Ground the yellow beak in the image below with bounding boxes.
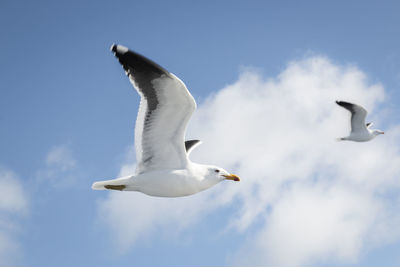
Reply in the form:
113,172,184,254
222,174,240,182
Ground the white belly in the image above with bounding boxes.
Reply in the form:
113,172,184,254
125,170,209,197
349,132,375,142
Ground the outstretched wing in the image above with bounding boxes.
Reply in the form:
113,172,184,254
336,100,368,133
111,44,196,174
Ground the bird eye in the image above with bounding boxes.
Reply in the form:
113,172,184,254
215,169,220,173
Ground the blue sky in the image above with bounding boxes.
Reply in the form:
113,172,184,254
1,0,400,266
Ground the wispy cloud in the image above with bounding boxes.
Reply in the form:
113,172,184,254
0,167,28,267
96,56,400,266
36,145,77,187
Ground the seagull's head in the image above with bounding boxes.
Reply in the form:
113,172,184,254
204,166,240,183
372,129,385,136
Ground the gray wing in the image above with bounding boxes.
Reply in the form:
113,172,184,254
336,101,368,133
111,44,196,174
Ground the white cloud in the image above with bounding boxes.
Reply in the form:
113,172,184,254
96,56,400,266
36,145,77,187
97,190,215,250
0,168,27,213
97,147,220,250
233,183,389,267
0,167,28,267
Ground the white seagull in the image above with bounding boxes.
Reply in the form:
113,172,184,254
92,44,240,197
336,100,384,142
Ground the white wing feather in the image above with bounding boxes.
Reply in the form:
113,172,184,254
112,45,196,174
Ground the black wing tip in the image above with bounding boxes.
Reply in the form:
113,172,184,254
110,43,129,56
110,43,117,53
335,100,343,107
336,100,354,106
110,44,171,77
185,140,202,153
336,100,353,104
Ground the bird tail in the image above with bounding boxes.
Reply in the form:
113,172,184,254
91,175,132,191
336,137,346,142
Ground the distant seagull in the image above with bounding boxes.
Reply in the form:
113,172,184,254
92,44,240,197
336,100,384,142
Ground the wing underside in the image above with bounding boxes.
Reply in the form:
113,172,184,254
111,44,196,174
336,100,368,133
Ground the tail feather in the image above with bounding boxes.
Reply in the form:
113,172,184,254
336,137,346,141
92,175,132,190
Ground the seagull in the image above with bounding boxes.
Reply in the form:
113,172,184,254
336,100,384,142
92,44,240,197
